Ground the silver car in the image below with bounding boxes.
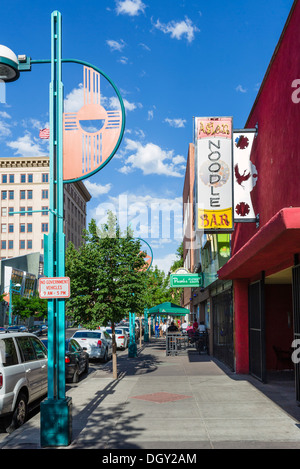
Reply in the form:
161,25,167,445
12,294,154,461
0,331,48,433
71,330,112,362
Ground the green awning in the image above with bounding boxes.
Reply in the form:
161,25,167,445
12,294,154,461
147,302,189,316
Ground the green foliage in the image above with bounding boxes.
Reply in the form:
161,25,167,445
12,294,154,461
11,292,48,319
65,212,147,330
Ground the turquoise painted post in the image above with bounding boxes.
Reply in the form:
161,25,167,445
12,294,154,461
40,11,72,447
128,311,137,357
144,308,149,342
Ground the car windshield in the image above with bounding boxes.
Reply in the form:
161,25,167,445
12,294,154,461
115,329,123,334
73,331,101,339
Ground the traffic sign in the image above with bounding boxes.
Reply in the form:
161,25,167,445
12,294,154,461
170,273,203,288
39,277,71,299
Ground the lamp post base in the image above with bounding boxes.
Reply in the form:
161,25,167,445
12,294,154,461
128,341,137,357
40,397,72,447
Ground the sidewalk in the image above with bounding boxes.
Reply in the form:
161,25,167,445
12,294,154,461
1,338,300,449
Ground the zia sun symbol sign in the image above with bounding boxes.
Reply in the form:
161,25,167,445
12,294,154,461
63,66,124,182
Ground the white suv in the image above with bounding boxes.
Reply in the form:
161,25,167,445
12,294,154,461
0,331,48,433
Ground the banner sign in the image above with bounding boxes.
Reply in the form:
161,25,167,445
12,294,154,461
195,117,234,233
233,130,257,222
39,277,70,299
170,273,203,288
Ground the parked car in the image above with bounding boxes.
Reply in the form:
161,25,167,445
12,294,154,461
42,338,89,383
7,325,28,333
105,328,128,350
28,325,48,337
0,331,48,433
71,330,112,362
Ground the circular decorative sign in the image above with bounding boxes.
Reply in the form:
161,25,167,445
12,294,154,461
63,65,125,182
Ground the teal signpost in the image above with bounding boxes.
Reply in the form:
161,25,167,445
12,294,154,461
0,11,125,447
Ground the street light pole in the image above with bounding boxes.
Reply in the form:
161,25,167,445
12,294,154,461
40,11,72,447
0,10,125,447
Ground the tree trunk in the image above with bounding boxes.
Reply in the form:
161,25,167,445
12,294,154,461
112,322,118,379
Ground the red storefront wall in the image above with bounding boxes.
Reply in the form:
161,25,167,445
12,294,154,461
219,0,300,373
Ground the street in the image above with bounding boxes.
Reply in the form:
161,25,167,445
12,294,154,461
0,328,128,443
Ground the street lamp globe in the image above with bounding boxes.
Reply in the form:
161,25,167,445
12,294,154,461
0,45,19,82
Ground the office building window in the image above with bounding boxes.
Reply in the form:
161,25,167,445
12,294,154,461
20,240,25,249
28,174,33,183
1,240,6,250
8,240,13,249
1,224,6,233
9,190,14,200
27,207,32,216
27,190,33,199
27,223,32,232
1,191,7,200
20,190,26,200
9,174,14,183
42,206,48,216
42,190,48,199
2,175,7,183
8,207,13,217
20,224,25,233
21,174,26,183
42,173,49,183
41,223,48,232
20,207,25,216
27,240,32,249
1,208,7,217
8,224,14,233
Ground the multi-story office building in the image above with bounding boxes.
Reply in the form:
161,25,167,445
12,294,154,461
0,156,91,260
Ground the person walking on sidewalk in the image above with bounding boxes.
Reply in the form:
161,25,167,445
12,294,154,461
155,322,160,338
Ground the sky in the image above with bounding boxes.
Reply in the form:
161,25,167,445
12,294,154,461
0,0,295,274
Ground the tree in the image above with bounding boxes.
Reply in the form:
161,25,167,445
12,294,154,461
11,292,48,320
65,212,147,378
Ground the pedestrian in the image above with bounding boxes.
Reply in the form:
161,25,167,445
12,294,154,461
181,320,188,333
155,322,159,338
168,321,178,332
193,319,199,331
159,320,163,337
162,321,167,336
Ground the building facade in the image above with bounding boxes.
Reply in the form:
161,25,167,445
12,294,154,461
0,156,91,260
183,0,300,391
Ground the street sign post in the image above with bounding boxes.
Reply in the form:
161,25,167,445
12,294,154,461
170,273,203,288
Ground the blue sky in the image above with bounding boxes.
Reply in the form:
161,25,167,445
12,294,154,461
0,0,294,273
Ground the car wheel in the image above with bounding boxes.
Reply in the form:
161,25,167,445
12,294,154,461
102,348,108,363
6,392,28,433
72,366,80,383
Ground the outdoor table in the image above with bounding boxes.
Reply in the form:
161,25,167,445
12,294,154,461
166,332,189,356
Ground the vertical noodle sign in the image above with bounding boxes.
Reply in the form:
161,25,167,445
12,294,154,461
195,117,234,233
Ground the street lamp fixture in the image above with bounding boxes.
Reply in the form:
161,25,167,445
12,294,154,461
0,45,20,82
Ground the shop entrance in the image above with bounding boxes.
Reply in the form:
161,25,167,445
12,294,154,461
249,267,297,396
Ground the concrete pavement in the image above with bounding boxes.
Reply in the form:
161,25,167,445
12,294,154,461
1,337,300,450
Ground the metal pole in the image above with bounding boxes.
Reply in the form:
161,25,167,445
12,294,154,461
40,11,72,447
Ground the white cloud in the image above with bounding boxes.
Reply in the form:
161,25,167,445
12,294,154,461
119,138,185,177
6,133,45,157
0,111,11,119
64,84,84,112
154,252,178,275
84,181,112,198
153,16,199,42
147,110,154,120
116,0,146,16
236,84,247,93
91,192,183,241
164,118,186,128
0,120,12,138
106,39,126,52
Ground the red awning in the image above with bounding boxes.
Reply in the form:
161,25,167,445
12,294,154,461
218,208,300,280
